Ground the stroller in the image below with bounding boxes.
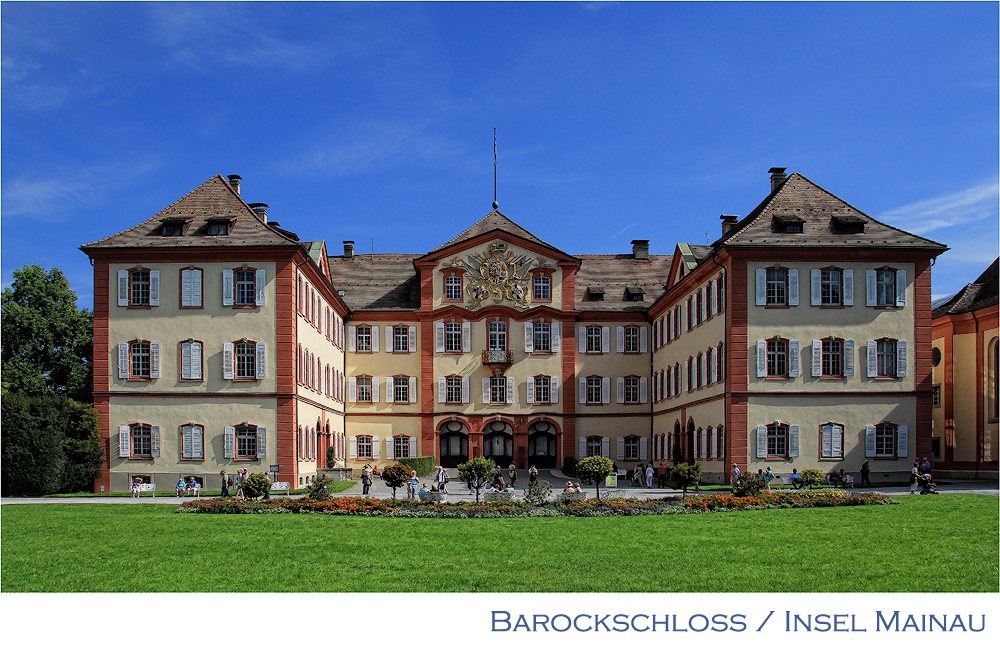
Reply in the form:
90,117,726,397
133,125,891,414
917,473,939,494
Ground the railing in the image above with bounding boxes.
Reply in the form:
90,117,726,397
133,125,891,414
481,350,514,365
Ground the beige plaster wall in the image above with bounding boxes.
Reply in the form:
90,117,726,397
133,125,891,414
985,331,998,463
344,415,423,467
297,310,345,412
952,333,978,462
575,415,650,468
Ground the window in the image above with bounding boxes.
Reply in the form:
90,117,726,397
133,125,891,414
819,423,844,459
695,292,703,325
932,385,942,408
766,268,787,306
875,423,896,457
586,437,602,458
586,326,602,353
179,268,203,308
130,341,151,378
206,222,229,236
623,436,639,461
875,269,896,306
393,326,409,353
821,269,842,306
533,322,551,353
767,338,788,377
586,377,602,404
716,275,726,313
356,376,372,403
178,340,203,380
822,338,843,377
234,270,256,306
394,436,410,459
876,339,897,377
488,321,507,351
131,424,152,457
490,376,506,404
130,269,151,306
533,274,551,301
785,223,802,233
444,275,462,301
623,326,639,353
534,375,551,404
446,376,462,404
180,424,204,460
236,425,257,458
357,435,373,459
356,326,372,352
445,322,462,353
623,376,640,404
235,342,257,379
393,376,410,403
162,222,184,236
767,423,788,457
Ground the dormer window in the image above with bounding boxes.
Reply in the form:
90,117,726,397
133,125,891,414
206,219,232,236
832,214,865,234
162,222,184,236
773,215,804,233
588,286,605,301
626,286,644,302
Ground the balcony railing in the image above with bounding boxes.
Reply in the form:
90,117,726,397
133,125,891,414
481,350,514,365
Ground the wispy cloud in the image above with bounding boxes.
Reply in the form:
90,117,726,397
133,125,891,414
610,222,638,240
581,2,621,12
878,177,999,235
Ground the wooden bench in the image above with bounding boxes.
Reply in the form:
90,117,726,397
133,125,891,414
270,481,291,496
418,491,444,502
484,491,515,502
134,483,156,497
780,477,800,489
175,483,201,497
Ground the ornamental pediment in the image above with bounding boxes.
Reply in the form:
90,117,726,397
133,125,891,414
444,241,549,310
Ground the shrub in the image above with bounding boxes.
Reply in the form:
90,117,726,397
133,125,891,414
381,465,411,501
326,446,337,468
800,468,825,489
457,456,496,502
732,472,768,497
563,457,578,477
241,473,271,500
398,456,434,477
576,456,613,500
523,479,552,506
671,462,702,496
308,475,331,501
1,394,67,496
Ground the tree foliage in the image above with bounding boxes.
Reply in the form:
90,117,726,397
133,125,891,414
800,468,825,489
523,479,553,506
381,465,411,501
671,462,703,497
457,456,496,503
732,472,768,497
575,456,613,500
1,265,93,402
242,473,272,500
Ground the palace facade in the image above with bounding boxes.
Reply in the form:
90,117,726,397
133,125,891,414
82,168,946,491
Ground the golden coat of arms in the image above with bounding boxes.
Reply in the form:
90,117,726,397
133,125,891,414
447,242,542,309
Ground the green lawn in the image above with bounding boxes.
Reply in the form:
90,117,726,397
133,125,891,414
2,494,996,592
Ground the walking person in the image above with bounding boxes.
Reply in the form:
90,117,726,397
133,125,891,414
528,465,538,485
909,462,919,494
361,464,372,496
860,460,872,488
406,470,419,499
234,468,245,498
508,462,517,487
436,466,448,495
645,464,654,488
657,463,667,488
220,470,231,498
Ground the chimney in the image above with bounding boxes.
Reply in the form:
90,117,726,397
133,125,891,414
720,214,739,236
248,202,268,223
343,241,355,258
768,167,787,193
227,174,242,195
631,239,649,260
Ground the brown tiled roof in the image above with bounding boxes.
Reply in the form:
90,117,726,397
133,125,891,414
714,172,948,251
327,254,421,311
426,210,568,256
575,254,673,312
933,258,999,317
81,175,299,249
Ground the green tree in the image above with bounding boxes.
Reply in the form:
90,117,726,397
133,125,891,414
731,471,767,497
576,456,613,500
1,394,67,496
242,472,272,500
457,456,496,503
800,468,825,489
59,400,103,493
671,462,703,497
1,265,93,401
381,465,410,501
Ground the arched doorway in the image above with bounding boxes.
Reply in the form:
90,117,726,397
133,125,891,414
527,421,558,468
439,421,469,467
687,419,696,464
481,420,514,468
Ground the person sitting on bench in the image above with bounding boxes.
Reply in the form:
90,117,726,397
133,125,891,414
789,469,803,489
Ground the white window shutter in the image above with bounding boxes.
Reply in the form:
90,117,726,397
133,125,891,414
551,322,560,352
811,340,822,377
639,326,648,353
386,376,394,402
385,326,393,352
683,359,689,392
348,325,357,352
408,436,417,458
409,376,418,403
506,376,514,404
639,437,648,460
896,269,906,306
578,326,586,353
438,377,446,403
866,341,877,377
349,377,357,403
668,313,674,341
616,377,625,404
181,269,193,306
462,377,470,403
700,430,707,459
149,342,160,378
843,269,854,305
701,351,709,386
223,269,234,306
822,424,833,457
118,343,129,379
223,342,234,379
755,268,767,305
601,437,609,457
756,341,767,378
788,269,799,306
191,269,202,307
148,270,160,306
524,322,534,353
117,270,129,306
372,436,381,460
865,425,877,457
408,326,417,353
256,342,266,379
601,376,610,404
372,326,379,352
866,270,877,306
550,377,558,403
435,322,445,352
897,425,909,458
832,425,843,458
578,437,587,460
711,347,718,383
255,269,266,306
349,437,357,459
118,425,131,457
710,428,718,458
700,287,708,321
788,340,800,377
187,426,199,459
371,376,380,402
896,340,907,377
756,425,767,458
788,425,799,457
462,321,471,352
616,437,625,461
602,326,610,353
616,326,624,353
844,340,855,376
483,378,491,404
579,378,586,404
811,269,822,306
386,437,394,460
256,427,266,458
640,376,648,403
526,376,535,404
192,342,203,380
224,426,235,459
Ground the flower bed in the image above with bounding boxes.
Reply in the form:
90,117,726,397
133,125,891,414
176,490,894,517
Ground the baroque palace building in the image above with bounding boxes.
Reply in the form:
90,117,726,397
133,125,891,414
82,168,946,491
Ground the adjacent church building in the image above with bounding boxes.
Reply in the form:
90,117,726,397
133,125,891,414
82,168,947,491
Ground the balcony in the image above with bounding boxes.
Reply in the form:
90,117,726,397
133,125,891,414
481,350,514,367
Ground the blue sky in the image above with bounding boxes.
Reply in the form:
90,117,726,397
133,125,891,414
2,1,997,309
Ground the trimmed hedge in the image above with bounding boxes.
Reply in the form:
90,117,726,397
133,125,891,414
397,456,435,477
